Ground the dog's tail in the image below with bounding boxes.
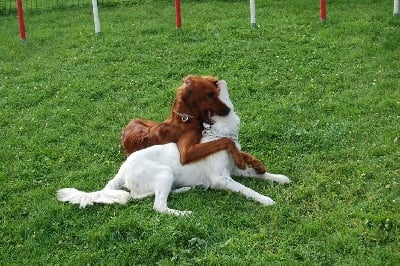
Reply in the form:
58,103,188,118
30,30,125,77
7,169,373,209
57,163,130,208
57,188,130,208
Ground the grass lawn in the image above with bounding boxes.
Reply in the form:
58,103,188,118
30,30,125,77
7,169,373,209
1,0,399,264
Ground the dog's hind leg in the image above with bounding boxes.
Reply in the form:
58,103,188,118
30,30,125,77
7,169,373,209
151,168,192,216
211,175,275,206
103,176,126,190
103,163,127,190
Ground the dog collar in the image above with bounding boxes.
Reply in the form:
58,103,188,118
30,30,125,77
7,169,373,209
174,111,195,123
202,124,238,141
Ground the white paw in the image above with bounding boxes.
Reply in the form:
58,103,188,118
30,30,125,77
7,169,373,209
266,173,291,184
157,207,193,216
173,187,192,194
176,210,193,216
275,174,291,184
259,196,275,206
167,209,193,216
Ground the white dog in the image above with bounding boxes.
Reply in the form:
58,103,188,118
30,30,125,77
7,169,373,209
57,80,290,215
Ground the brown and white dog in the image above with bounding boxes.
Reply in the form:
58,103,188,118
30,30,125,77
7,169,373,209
57,80,290,215
121,75,266,174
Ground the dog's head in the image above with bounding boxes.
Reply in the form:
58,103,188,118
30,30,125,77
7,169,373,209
206,80,240,134
216,80,234,110
179,75,230,124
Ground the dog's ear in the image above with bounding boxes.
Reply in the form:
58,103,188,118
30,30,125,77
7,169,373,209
181,86,193,104
201,75,219,86
184,75,219,90
178,77,193,103
183,75,194,88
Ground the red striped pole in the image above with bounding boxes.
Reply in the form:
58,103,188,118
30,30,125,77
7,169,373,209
175,0,181,29
320,0,326,22
16,0,26,41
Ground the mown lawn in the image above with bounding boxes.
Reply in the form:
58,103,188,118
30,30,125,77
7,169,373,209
0,0,399,264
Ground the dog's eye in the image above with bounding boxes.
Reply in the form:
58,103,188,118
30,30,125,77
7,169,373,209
207,92,215,99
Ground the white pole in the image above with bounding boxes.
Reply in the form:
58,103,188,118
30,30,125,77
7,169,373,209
92,0,101,34
250,0,257,28
395,0,399,17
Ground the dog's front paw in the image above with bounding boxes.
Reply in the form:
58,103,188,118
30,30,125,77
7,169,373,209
264,173,291,184
241,152,266,174
277,175,291,184
259,196,275,206
253,163,267,174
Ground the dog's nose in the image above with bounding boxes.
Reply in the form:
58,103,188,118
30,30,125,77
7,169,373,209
224,107,230,115
215,106,230,116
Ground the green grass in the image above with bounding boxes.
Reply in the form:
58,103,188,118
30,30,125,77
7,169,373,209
1,0,399,264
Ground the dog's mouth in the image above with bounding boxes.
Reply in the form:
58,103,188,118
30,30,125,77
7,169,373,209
205,110,215,124
205,106,230,124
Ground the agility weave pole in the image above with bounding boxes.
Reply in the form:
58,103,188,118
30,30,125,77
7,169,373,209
175,0,257,29
320,0,326,22
13,0,397,38
250,0,256,28
16,0,26,41
175,0,181,29
92,0,101,34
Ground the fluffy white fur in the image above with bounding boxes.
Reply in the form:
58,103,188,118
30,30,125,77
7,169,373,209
57,80,290,215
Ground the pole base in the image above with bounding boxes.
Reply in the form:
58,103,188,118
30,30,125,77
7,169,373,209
251,23,258,29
